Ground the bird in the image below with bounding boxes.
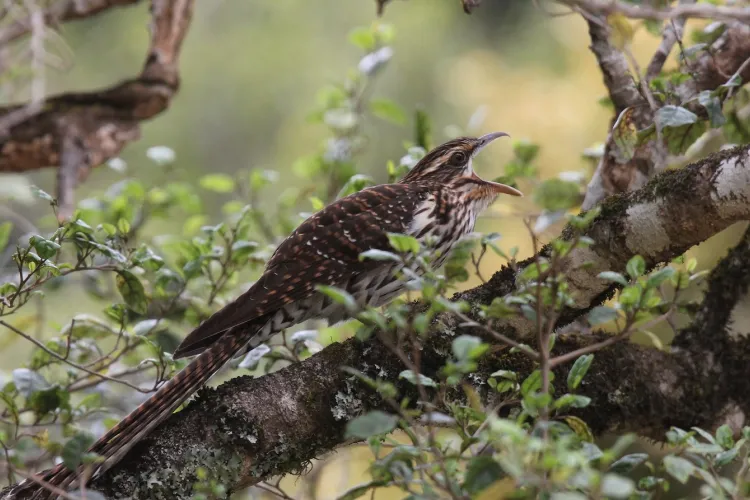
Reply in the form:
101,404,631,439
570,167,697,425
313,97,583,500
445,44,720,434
11,132,522,499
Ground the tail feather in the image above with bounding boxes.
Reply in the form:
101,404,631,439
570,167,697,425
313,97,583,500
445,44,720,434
12,326,259,499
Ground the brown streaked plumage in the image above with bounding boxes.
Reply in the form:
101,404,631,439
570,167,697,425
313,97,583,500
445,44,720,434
12,133,521,499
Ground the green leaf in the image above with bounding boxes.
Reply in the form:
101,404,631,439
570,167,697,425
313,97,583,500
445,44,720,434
370,99,406,125
655,106,706,155
0,222,12,252
230,240,259,262
348,26,376,51
600,474,635,499
387,233,420,254
464,456,504,495
116,270,148,315
638,475,665,491
521,369,554,396
513,139,540,164
714,447,739,467
345,411,398,439
117,218,131,234
324,109,358,130
612,107,637,161
564,415,594,442
359,249,401,262
249,170,279,191
619,285,642,307
550,494,588,500
598,271,628,286
698,90,726,128
399,370,437,388
28,235,60,260
62,432,95,471
656,106,698,130
663,455,695,484
647,266,675,288
316,285,357,311
199,174,236,193
588,306,618,325
337,174,375,198
13,368,49,398
489,369,518,381
553,393,591,410
609,453,648,474
716,424,734,449
452,335,487,362
31,185,55,204
626,255,646,279
132,246,165,271
567,354,594,390
29,385,70,415
532,178,581,212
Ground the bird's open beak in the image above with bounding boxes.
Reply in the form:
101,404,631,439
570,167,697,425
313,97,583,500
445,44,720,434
470,131,524,197
470,172,523,196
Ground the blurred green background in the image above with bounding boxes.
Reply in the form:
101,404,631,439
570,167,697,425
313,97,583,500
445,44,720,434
1,0,745,498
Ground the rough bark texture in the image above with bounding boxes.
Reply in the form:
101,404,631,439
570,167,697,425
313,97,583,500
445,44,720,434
59,145,750,498
0,0,192,218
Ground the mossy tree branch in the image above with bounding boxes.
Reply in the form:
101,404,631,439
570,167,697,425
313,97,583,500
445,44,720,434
78,145,750,498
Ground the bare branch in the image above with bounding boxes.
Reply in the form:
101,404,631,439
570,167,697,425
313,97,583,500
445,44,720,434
645,0,694,81
586,15,642,114
558,0,750,24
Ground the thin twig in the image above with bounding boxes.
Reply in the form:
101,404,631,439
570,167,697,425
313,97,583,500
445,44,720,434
0,320,155,393
557,0,750,24
645,0,695,81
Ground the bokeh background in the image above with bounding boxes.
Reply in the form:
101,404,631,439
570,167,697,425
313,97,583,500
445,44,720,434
0,0,745,498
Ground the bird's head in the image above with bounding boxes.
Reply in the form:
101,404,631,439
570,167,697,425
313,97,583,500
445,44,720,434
400,132,523,203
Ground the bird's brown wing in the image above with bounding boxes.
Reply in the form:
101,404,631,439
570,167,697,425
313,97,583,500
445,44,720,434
173,183,430,358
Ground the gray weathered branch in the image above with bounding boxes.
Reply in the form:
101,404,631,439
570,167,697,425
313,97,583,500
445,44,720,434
559,0,750,24
73,145,750,498
0,0,193,219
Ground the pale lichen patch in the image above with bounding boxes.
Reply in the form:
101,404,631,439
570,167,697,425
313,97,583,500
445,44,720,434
711,155,750,219
624,201,670,255
718,403,746,434
563,246,610,309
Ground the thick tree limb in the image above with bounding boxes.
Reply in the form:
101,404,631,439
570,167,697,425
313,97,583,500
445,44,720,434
0,0,193,219
56,145,750,498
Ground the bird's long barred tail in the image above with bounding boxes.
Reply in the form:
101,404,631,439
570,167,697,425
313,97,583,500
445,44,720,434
12,327,259,500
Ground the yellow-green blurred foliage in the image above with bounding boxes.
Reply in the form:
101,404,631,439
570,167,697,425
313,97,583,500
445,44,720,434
1,1,745,498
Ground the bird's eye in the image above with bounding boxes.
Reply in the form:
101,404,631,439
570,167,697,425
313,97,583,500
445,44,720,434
450,151,467,166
